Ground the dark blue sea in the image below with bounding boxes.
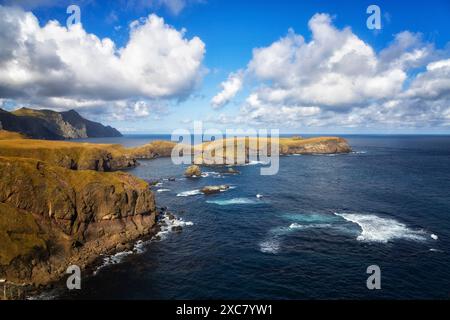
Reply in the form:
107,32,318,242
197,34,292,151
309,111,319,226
57,135,450,299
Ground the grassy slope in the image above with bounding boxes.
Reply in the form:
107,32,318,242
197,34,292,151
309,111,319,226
12,108,51,118
128,140,177,159
191,136,351,164
0,130,26,140
0,134,131,170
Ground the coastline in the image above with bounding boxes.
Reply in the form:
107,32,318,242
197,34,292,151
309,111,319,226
0,131,351,299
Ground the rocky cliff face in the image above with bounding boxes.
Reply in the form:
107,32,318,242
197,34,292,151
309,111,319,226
0,107,122,140
0,156,156,287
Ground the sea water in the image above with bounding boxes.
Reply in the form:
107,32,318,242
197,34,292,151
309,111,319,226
58,135,450,299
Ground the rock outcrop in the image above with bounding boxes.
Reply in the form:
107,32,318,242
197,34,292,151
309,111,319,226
0,107,122,140
184,165,201,177
201,185,230,195
0,156,156,287
224,167,240,175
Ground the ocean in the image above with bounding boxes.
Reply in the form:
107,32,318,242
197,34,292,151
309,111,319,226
56,135,450,299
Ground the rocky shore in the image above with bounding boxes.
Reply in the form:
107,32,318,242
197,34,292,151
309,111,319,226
0,130,351,299
0,131,160,297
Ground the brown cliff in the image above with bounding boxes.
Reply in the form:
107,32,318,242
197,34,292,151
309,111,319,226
0,156,156,288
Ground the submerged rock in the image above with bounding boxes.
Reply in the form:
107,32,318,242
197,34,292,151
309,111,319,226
167,213,175,221
171,226,183,232
224,167,240,175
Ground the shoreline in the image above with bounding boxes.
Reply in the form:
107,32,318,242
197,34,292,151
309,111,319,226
0,131,351,300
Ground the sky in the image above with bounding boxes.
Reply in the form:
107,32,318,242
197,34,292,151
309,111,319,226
0,0,450,134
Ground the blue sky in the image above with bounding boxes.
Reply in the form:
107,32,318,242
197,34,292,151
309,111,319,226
1,0,450,133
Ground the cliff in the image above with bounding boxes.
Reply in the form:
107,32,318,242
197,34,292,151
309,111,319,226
0,156,156,287
0,107,122,140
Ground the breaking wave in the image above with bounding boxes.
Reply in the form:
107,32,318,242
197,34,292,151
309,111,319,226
93,213,193,275
334,213,428,243
177,189,202,197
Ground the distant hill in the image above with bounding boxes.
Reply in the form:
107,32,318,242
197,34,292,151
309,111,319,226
0,107,122,140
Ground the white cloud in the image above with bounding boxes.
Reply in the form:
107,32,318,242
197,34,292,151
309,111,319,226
245,14,406,109
0,5,206,119
211,13,450,129
404,58,450,100
210,70,244,108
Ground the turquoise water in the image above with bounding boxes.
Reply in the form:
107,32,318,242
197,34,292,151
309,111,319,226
59,135,450,299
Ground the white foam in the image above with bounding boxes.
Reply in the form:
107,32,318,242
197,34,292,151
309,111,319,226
156,214,194,240
27,291,58,300
93,250,133,275
94,213,193,275
206,197,262,206
431,234,438,240
176,189,202,197
256,194,263,198
334,213,427,243
289,222,332,230
232,160,269,167
134,239,148,254
259,239,280,254
201,171,222,178
156,189,171,193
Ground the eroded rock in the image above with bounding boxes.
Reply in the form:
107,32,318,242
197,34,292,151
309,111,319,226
184,165,202,177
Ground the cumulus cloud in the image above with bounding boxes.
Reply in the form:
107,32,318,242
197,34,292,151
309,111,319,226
212,13,450,129
404,58,450,100
210,70,244,108
0,5,206,119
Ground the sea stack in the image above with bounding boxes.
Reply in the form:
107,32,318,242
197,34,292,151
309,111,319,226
184,165,202,177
